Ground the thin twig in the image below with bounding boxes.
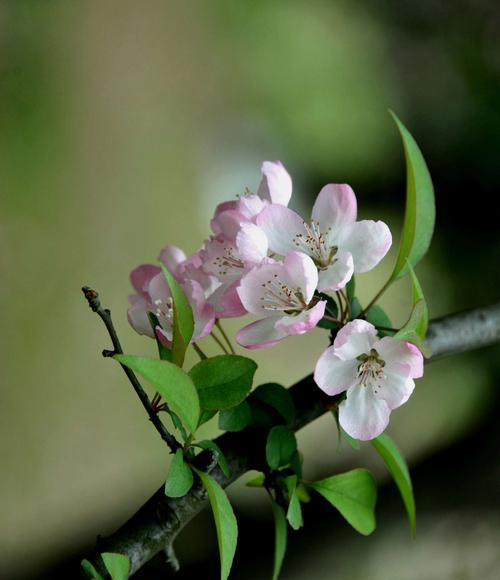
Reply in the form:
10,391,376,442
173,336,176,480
215,320,236,354
209,331,229,354
82,287,181,453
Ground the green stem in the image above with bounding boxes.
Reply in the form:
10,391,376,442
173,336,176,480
210,331,229,354
215,320,236,354
193,342,208,360
359,278,392,318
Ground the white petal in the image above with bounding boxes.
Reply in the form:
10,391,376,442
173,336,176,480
257,205,309,257
257,161,292,206
376,371,415,410
236,222,269,265
314,347,359,396
333,319,378,360
237,262,285,316
311,184,357,231
339,384,390,441
338,220,392,273
282,251,319,304
127,295,154,337
236,316,287,349
317,250,354,292
275,300,326,335
374,336,424,378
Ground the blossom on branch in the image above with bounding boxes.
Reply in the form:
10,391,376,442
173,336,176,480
314,320,423,440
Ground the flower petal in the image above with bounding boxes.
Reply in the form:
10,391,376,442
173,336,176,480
317,250,354,292
237,262,285,316
158,245,187,274
333,319,378,360
236,222,269,265
314,347,359,396
209,280,247,318
257,204,308,257
374,337,424,378
127,295,154,337
339,384,390,440
311,184,357,231
275,300,326,335
282,251,319,304
338,220,392,273
236,316,287,349
183,279,215,340
130,264,160,295
211,209,248,241
376,371,415,410
257,161,292,206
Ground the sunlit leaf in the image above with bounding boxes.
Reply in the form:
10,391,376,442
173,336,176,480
81,560,103,580
114,355,200,434
271,501,288,580
164,448,194,498
101,553,130,580
284,475,303,530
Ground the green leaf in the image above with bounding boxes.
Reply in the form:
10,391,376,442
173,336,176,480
81,560,103,580
346,276,356,303
147,312,173,362
198,409,217,428
408,263,428,338
317,293,339,329
114,355,200,434
394,301,432,357
389,111,436,280
189,355,257,411
219,400,252,432
246,472,265,487
308,468,377,535
164,448,194,497
266,426,297,470
371,432,416,535
284,475,303,530
365,305,394,337
253,383,295,426
194,440,231,478
350,297,363,318
101,553,130,580
161,264,194,366
271,501,288,580
194,468,238,580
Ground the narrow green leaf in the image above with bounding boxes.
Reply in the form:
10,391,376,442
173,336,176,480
254,383,295,426
317,292,339,329
365,305,393,336
165,448,194,497
394,301,432,357
346,276,356,303
350,297,363,318
189,355,257,411
147,312,173,362
219,401,252,432
194,468,238,580
389,111,436,280
81,560,103,580
371,432,416,535
161,264,194,366
408,263,428,338
271,501,288,580
266,426,297,470
308,468,377,535
195,440,231,478
101,553,130,580
198,409,218,428
246,472,265,487
114,355,200,434
284,475,303,530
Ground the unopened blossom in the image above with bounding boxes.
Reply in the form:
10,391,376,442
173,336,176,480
236,251,326,349
127,265,214,345
211,160,292,239
314,320,423,440
200,222,270,318
257,184,392,292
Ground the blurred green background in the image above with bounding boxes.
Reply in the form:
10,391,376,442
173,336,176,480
1,1,499,579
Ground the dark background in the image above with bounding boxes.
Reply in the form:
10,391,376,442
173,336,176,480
1,1,499,578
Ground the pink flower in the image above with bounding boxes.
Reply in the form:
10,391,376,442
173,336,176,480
236,251,326,349
211,161,292,240
127,265,214,346
314,320,424,440
200,223,270,318
257,184,392,292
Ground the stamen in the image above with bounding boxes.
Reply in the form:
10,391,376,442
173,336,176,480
259,275,306,313
292,220,337,269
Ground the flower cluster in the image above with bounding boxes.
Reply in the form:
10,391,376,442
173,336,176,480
128,161,423,440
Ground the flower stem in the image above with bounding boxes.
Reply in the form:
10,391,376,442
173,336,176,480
193,342,208,360
210,331,229,354
215,320,236,354
359,278,391,318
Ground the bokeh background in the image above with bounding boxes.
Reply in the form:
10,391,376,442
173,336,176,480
1,1,500,579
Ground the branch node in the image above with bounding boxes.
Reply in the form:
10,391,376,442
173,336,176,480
102,349,116,358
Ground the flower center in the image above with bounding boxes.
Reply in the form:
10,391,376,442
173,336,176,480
213,245,245,277
260,274,307,314
154,297,174,325
357,349,386,393
293,220,337,269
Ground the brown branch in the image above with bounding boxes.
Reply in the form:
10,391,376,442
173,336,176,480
80,301,500,578
82,287,181,453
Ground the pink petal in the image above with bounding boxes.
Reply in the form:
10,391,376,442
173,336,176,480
275,300,326,335
211,209,248,241
237,262,285,316
339,220,392,273
257,204,307,257
311,184,357,231
237,194,268,219
209,280,247,318
182,279,215,340
201,235,244,283
374,337,424,379
257,161,292,206
339,384,391,440
333,320,378,360
130,264,160,295
282,251,319,304
127,295,154,337
317,250,354,292
236,316,287,349
236,222,269,265
314,347,359,396
158,245,186,274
